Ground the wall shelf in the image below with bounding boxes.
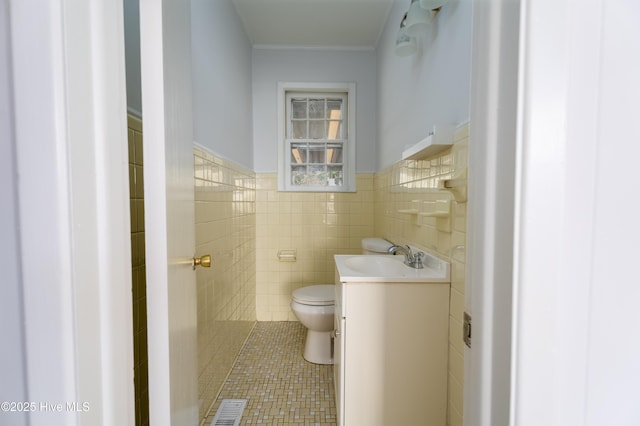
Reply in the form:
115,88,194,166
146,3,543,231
397,200,452,232
419,211,449,218
402,124,455,161
440,178,466,188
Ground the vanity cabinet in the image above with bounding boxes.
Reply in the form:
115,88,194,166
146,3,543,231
334,270,449,426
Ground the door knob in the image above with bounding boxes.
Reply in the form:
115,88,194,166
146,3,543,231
192,254,211,270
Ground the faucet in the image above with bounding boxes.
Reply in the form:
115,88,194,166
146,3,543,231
387,245,425,269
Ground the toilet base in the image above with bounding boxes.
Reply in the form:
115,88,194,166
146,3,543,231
303,330,334,365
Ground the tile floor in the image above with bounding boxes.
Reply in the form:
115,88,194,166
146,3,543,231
203,322,337,425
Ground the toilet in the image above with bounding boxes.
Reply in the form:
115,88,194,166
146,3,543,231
291,237,393,364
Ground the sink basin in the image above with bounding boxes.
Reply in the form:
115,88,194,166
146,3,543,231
334,254,449,283
344,256,412,276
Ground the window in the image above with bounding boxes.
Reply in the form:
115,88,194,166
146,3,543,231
277,82,356,192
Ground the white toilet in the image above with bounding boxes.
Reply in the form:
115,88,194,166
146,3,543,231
291,238,393,364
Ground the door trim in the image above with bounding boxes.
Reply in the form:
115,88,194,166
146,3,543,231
8,0,134,423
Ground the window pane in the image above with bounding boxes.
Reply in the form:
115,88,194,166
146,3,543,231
327,144,343,163
292,120,307,139
328,166,343,186
327,99,342,119
308,165,327,185
326,121,342,140
291,165,307,186
308,145,325,163
291,143,307,164
292,99,307,119
308,99,324,119
309,120,324,139
283,89,350,191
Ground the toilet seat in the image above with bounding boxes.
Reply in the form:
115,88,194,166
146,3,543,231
292,285,335,306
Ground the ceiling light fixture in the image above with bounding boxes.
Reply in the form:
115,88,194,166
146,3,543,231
420,0,448,11
394,0,448,57
394,12,417,57
404,0,430,36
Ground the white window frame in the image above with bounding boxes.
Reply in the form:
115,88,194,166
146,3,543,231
277,82,356,192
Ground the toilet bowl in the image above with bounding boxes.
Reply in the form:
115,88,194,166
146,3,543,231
290,238,394,365
291,285,336,364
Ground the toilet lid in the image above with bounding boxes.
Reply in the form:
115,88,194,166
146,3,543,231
292,285,335,306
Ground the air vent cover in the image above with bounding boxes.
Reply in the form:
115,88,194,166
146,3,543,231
210,399,247,426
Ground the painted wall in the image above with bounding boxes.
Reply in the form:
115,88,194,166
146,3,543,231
128,0,472,174
125,0,255,168
252,48,378,173
124,0,142,117
376,0,473,170
191,0,254,169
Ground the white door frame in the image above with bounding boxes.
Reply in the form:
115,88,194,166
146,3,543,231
466,1,640,425
465,0,520,424
6,0,134,424
512,0,640,424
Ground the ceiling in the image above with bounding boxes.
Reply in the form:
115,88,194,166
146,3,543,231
232,0,395,49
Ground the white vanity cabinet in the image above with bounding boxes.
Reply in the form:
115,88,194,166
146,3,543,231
334,269,450,426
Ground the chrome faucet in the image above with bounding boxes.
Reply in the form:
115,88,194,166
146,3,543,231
388,245,425,269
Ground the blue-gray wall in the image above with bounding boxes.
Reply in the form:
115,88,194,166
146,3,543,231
377,0,473,169
251,48,378,173
124,0,142,117
124,0,473,173
191,0,254,169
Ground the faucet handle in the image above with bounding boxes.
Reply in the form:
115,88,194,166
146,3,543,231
412,251,425,269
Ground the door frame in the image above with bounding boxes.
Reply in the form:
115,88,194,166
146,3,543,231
465,0,519,424
466,1,640,425
7,0,134,424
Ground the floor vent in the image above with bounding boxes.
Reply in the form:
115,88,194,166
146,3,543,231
210,399,247,426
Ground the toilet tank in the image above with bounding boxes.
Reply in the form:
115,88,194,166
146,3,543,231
361,238,393,255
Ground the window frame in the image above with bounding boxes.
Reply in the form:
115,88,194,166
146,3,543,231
277,82,356,192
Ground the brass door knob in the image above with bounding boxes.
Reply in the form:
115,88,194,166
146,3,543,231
192,254,211,270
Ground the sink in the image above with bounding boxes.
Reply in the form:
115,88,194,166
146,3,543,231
334,254,449,283
344,256,411,276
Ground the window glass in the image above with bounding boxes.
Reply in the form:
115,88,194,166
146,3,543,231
327,143,343,163
292,99,307,119
309,121,324,139
308,99,324,119
280,85,353,192
291,143,307,164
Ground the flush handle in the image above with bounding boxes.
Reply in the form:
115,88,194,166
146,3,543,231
192,254,211,270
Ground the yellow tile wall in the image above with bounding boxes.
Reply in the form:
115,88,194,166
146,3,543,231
127,114,149,426
193,146,256,422
198,125,468,425
254,174,375,321
374,124,469,426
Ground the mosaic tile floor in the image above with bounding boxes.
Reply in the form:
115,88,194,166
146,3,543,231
204,322,337,425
